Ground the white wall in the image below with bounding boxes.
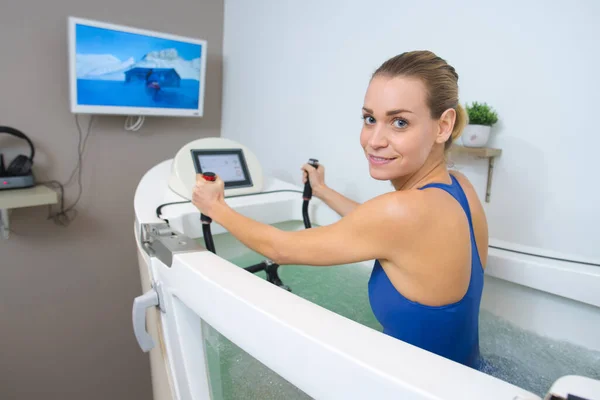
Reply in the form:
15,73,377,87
221,0,600,263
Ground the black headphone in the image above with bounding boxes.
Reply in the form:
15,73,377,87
0,126,35,177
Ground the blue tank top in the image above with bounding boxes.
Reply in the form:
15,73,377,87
368,174,484,368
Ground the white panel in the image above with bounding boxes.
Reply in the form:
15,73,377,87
221,0,600,261
151,250,539,400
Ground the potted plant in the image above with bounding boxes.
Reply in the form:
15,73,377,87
462,101,499,148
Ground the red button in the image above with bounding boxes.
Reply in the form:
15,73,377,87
203,173,216,182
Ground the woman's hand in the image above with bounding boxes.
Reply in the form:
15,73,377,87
192,174,226,218
301,162,327,198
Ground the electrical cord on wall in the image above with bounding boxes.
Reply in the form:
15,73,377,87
38,114,95,227
125,115,145,131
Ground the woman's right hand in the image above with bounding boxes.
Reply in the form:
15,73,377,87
301,162,326,198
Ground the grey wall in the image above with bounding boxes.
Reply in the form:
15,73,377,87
0,1,223,399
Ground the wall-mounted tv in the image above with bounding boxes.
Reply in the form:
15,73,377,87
68,17,207,117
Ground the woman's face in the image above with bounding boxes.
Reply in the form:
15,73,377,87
360,75,452,183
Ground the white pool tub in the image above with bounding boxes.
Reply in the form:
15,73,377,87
132,159,600,400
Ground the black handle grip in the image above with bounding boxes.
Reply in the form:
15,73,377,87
200,171,216,224
303,158,319,200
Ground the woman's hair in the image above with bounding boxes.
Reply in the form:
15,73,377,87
372,50,467,150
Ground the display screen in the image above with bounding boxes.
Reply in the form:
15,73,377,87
198,154,246,182
191,149,253,188
69,17,206,116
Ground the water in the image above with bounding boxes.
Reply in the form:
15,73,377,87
77,79,200,109
202,321,312,400
478,311,600,397
198,221,600,399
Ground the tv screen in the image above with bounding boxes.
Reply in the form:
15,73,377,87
68,17,207,117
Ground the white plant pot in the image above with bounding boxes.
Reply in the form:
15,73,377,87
462,124,492,148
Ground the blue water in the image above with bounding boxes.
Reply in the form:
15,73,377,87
77,79,199,109
199,221,600,399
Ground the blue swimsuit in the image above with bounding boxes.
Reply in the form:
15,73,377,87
368,175,484,368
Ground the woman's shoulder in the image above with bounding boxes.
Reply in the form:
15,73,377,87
363,188,443,233
366,174,481,239
358,172,485,234
369,189,428,216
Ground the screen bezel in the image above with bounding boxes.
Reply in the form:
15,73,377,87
68,16,207,117
190,148,253,189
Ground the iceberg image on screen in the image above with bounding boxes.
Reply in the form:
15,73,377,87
74,23,203,110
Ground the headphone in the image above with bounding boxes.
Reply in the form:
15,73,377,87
0,126,35,177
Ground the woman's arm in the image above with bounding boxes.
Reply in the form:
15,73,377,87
208,191,420,267
301,163,360,217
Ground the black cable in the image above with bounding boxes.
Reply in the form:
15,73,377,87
301,159,319,229
155,200,191,223
155,189,304,222
227,188,303,198
202,223,216,253
302,199,311,229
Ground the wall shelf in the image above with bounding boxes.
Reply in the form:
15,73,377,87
0,185,58,239
449,145,502,203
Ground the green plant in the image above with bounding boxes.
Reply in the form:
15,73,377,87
465,101,498,126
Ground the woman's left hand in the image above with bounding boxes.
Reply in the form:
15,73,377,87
192,174,226,218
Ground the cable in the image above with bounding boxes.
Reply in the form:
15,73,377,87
302,159,319,229
125,116,145,131
227,188,303,199
202,223,216,253
62,115,94,212
65,114,94,187
155,200,192,223
38,180,73,226
155,189,304,222
302,200,311,228
36,115,95,227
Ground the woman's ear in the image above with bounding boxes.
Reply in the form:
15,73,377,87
435,108,456,144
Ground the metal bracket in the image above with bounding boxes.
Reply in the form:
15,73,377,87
133,223,205,353
485,156,496,203
140,222,206,267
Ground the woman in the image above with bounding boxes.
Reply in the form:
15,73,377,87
192,50,488,369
